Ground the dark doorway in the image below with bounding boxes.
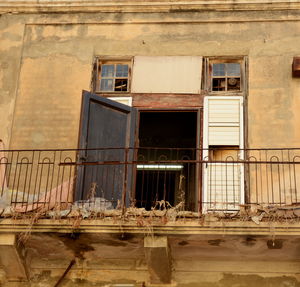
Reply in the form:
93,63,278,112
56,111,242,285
139,112,197,148
135,111,198,210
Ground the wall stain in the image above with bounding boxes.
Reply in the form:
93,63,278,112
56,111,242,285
207,239,225,246
57,233,95,259
178,240,189,246
242,237,256,247
267,239,284,249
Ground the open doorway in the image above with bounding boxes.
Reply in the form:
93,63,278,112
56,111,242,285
135,111,199,210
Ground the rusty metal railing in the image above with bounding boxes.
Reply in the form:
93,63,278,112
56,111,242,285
1,148,300,214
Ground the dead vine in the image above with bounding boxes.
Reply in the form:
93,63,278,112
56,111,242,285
2,198,300,246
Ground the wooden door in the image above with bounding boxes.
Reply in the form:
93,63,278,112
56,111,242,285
75,91,137,206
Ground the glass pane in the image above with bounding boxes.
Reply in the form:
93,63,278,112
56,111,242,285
101,65,114,77
227,63,240,76
213,63,225,76
100,79,113,91
116,64,128,77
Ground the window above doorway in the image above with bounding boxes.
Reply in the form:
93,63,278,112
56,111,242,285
92,56,203,95
94,58,132,93
204,57,245,93
212,62,241,91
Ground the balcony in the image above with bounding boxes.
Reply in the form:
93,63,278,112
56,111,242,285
1,148,300,219
2,148,300,284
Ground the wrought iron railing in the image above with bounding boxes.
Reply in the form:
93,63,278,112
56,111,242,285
1,148,300,214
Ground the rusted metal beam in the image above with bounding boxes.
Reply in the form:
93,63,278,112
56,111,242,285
54,259,76,287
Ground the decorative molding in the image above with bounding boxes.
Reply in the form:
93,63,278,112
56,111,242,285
1,219,300,235
1,0,300,14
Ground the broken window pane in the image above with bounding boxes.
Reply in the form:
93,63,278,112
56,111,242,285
96,59,131,93
212,78,226,91
227,63,240,76
114,79,128,91
116,64,128,77
211,61,242,92
213,63,225,76
101,65,114,77
227,78,240,91
100,79,114,91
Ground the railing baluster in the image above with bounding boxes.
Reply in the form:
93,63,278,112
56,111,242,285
1,147,300,216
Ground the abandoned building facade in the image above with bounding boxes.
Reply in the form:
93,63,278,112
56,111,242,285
1,0,300,286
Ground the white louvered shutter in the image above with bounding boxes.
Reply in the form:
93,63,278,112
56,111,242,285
205,97,243,146
203,96,244,211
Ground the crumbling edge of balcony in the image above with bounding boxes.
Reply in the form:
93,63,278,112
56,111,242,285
1,216,300,236
1,218,300,236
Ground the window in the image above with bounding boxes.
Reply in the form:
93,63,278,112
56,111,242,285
204,58,244,93
94,56,203,94
203,57,246,212
212,63,241,91
95,59,131,92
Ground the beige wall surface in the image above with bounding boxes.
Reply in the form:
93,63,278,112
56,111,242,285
1,10,300,149
0,16,24,149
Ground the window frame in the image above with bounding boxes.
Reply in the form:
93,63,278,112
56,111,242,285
204,57,245,95
202,57,247,213
93,57,133,94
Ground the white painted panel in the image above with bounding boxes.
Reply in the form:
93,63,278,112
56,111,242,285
208,99,240,123
131,56,202,94
208,126,240,145
206,163,241,210
107,97,132,106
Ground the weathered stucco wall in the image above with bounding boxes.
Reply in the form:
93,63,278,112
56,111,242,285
2,5,300,287
1,11,300,149
0,15,24,149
